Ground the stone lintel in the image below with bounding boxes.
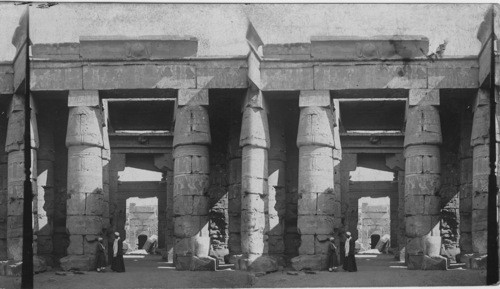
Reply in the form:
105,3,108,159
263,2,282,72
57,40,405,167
263,43,311,60
32,43,81,60
311,35,429,60
79,35,198,60
299,90,330,107
408,89,439,106
178,89,208,106
68,90,99,107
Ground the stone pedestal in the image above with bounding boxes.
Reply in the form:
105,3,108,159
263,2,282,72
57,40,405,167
292,90,338,271
61,90,104,271
5,94,38,262
239,89,277,272
404,90,443,270
468,89,489,269
173,89,212,270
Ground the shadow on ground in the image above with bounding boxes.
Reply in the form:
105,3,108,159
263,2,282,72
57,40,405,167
0,254,488,289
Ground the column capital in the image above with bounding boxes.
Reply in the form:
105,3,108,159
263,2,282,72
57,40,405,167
68,90,99,107
241,88,268,112
178,89,209,106
408,89,439,107
299,90,330,108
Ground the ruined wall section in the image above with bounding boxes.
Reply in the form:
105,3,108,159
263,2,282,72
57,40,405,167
0,97,8,260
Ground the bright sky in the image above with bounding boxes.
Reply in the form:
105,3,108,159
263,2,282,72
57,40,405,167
0,3,492,61
350,167,394,182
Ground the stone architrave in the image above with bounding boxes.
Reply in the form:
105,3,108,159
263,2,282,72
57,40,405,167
60,90,104,271
291,90,337,271
36,105,56,265
172,89,212,270
267,102,286,264
469,89,489,268
227,99,242,257
5,94,39,262
238,89,277,272
404,89,443,270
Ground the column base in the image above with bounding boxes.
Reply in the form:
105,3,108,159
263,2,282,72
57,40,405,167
407,254,448,270
290,254,328,271
33,255,50,273
175,256,216,271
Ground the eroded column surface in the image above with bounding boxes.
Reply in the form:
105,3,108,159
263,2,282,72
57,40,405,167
404,90,445,270
101,102,111,249
5,95,38,262
36,107,56,265
173,89,213,270
238,89,277,272
468,89,489,268
60,90,105,271
291,90,338,271
267,102,286,264
227,100,242,257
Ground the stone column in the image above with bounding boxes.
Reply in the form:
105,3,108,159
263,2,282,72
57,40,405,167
36,106,56,265
238,89,277,272
386,153,404,259
404,89,445,270
153,153,172,253
291,90,338,271
173,89,213,270
468,89,489,269
0,100,8,261
101,101,111,250
5,95,38,262
227,100,242,257
165,169,174,262
340,154,357,233
267,102,286,265
458,101,473,262
60,90,105,271
109,152,125,258
332,100,342,237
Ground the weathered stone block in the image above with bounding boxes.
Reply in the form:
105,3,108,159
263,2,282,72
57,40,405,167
472,230,488,255
405,216,434,238
5,261,22,276
173,195,209,216
174,215,209,238
407,254,424,270
248,255,278,273
421,255,447,270
470,254,487,270
297,107,335,147
67,235,84,255
173,174,210,197
299,90,330,108
240,211,265,233
297,216,336,235
240,108,269,148
261,65,313,91
408,89,439,106
290,254,328,271
298,234,315,255
241,231,264,255
60,255,92,271
66,215,104,235
241,193,265,213
405,174,441,196
196,67,248,89
316,193,339,216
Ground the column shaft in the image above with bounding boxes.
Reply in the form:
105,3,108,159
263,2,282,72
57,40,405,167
0,101,8,260
61,91,104,271
404,90,443,270
292,91,337,271
173,89,212,270
459,101,473,257
470,89,489,260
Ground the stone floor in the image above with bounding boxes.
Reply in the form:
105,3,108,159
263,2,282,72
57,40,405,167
0,254,488,289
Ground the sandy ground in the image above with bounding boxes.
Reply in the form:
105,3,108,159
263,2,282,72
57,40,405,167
0,253,489,289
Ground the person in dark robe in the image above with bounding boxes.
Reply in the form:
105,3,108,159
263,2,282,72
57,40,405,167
338,230,347,266
95,237,107,272
327,236,339,272
342,232,357,272
111,232,125,272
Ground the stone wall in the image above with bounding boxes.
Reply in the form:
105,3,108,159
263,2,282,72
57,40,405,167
125,204,158,251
